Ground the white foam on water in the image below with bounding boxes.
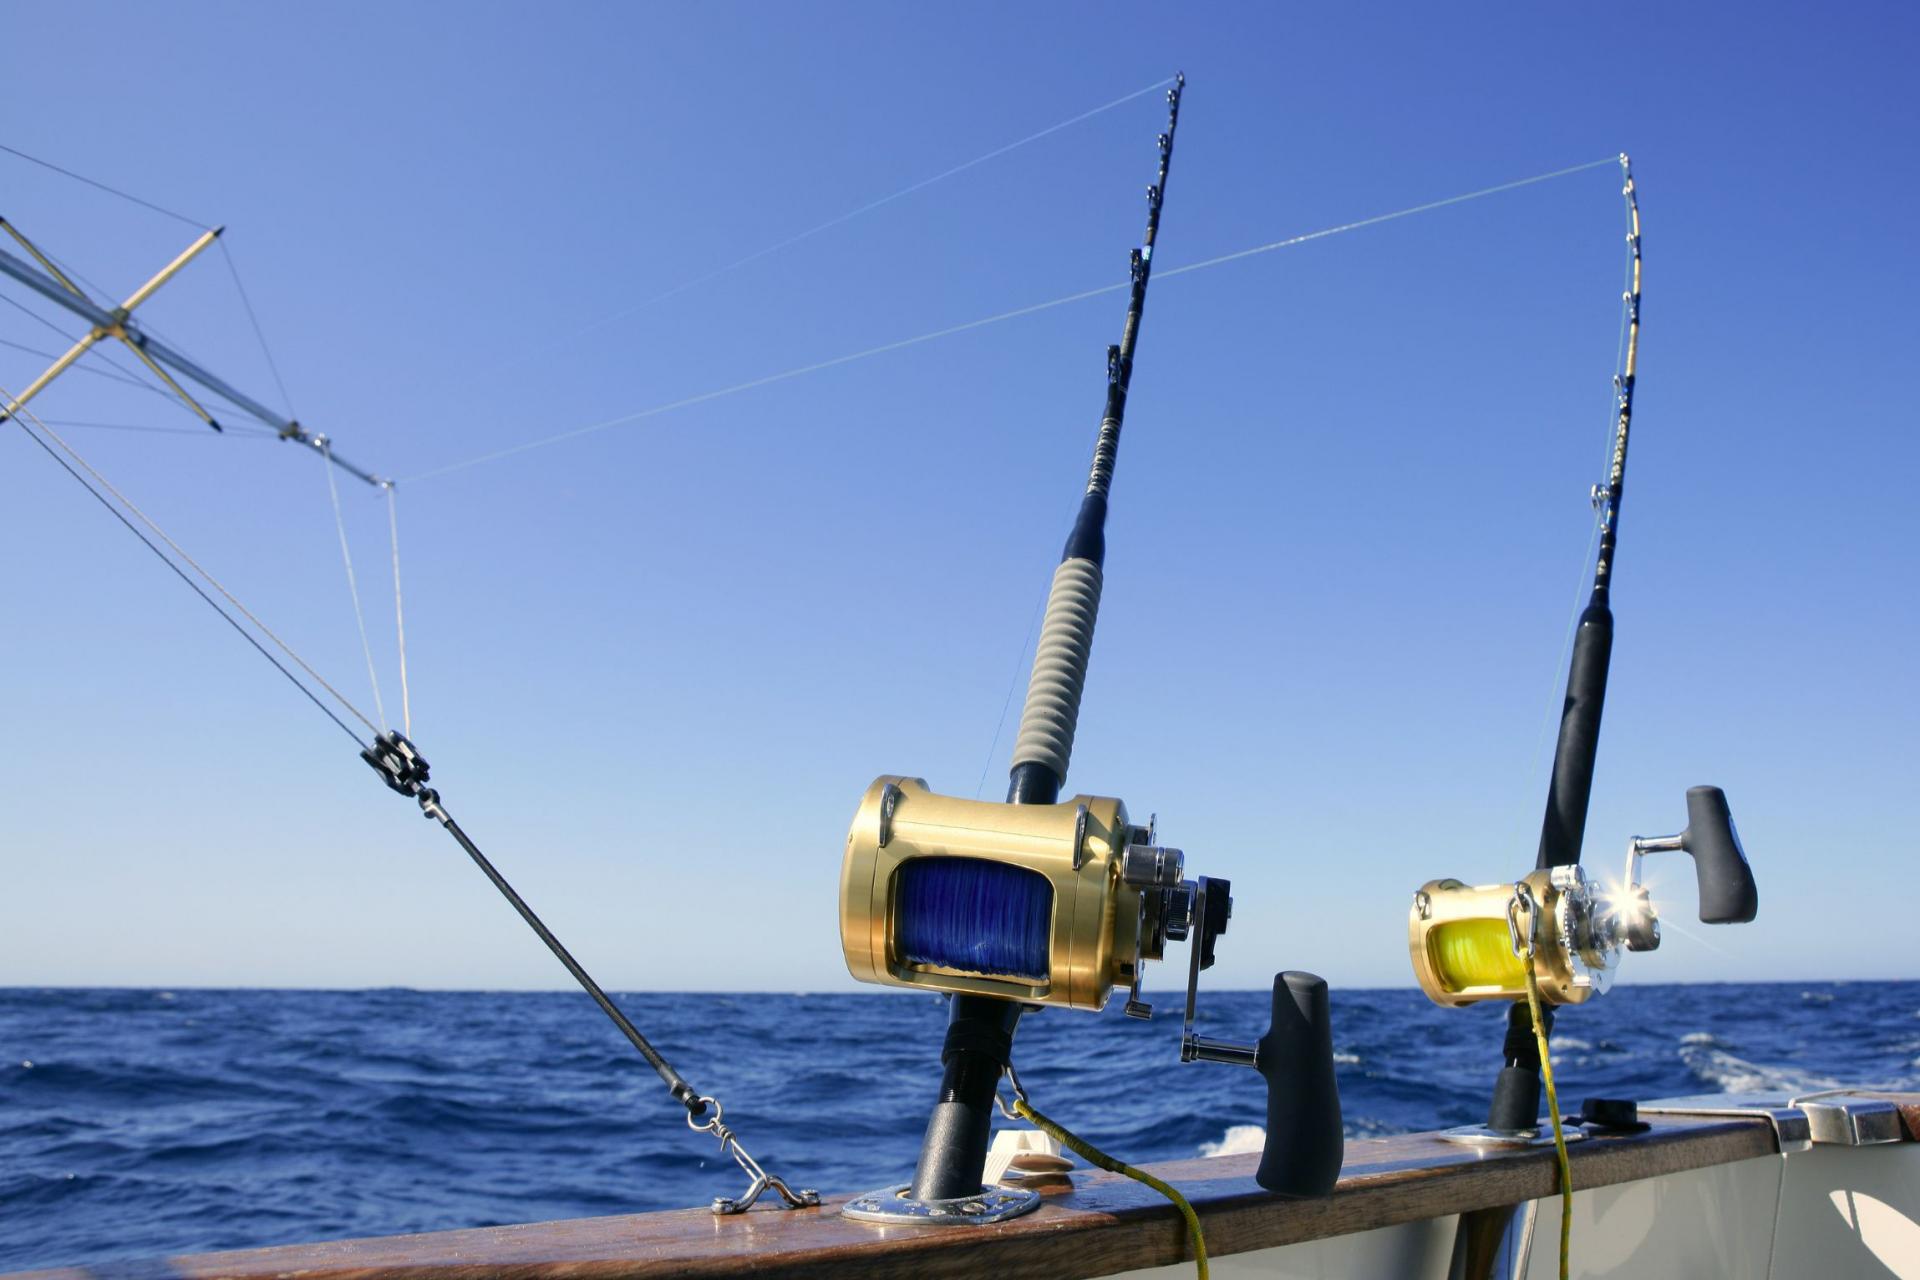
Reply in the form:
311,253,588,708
1333,1051,1361,1065
1680,1042,1841,1095
1680,1031,1718,1046
1200,1124,1266,1158
1553,1037,1594,1050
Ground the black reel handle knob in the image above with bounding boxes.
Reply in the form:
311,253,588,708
1682,786,1758,924
1254,971,1344,1197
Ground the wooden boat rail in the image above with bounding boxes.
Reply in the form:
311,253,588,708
16,1101,1917,1280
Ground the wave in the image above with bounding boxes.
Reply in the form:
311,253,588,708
1680,1043,1841,1095
1199,1125,1264,1158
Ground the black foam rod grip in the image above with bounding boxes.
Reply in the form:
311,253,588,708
1684,786,1758,924
1254,972,1344,1197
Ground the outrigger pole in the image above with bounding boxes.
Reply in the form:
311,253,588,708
0,220,385,487
910,74,1185,1206
1487,155,1643,1135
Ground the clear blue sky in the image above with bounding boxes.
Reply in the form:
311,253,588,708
2,4,1913,991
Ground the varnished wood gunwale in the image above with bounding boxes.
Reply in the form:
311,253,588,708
8,1112,1811,1280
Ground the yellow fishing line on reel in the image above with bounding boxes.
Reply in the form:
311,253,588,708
1424,917,1529,992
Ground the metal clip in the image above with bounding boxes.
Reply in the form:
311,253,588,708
1506,882,1538,960
361,730,430,796
1071,802,1089,870
688,1097,820,1215
878,781,901,849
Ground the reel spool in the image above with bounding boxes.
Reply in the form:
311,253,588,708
1408,786,1759,1010
840,777,1204,1012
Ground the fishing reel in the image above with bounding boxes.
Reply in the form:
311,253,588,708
841,776,1345,1198
839,777,1211,1012
1408,786,1759,1008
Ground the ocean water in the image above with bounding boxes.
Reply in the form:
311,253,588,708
3,982,1916,1271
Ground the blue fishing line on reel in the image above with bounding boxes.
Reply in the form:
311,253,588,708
895,857,1053,982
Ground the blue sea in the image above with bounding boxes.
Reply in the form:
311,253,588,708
3,983,1916,1271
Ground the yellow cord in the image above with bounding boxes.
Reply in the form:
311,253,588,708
1011,1096,1208,1280
1522,969,1572,1280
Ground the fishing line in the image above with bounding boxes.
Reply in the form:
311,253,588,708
2,382,379,736
974,581,1051,799
492,77,1179,376
406,156,1621,484
0,140,210,228
320,436,389,729
4,402,366,746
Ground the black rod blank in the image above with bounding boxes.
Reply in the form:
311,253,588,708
1534,156,1642,872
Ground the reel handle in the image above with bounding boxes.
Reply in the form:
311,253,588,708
1682,786,1758,924
1253,972,1344,1197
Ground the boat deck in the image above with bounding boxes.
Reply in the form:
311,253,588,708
21,1099,1917,1280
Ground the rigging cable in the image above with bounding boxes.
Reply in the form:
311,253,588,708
29,417,276,438
404,156,1622,484
218,237,298,418
492,76,1180,376
385,481,412,737
320,435,389,729
0,140,209,229
3,397,366,745
0,385,379,736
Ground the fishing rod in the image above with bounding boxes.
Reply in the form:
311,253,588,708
837,76,1340,1241
1401,156,1759,1277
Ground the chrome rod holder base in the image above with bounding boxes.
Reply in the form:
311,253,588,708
841,1183,1041,1226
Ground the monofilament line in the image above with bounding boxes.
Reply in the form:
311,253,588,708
492,77,1179,375
407,156,1620,483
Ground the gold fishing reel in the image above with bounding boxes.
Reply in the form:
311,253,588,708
1409,867,1629,1007
1408,786,1758,1008
839,777,1210,1012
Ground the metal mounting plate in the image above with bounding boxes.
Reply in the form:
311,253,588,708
841,1183,1042,1226
1436,1123,1591,1149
